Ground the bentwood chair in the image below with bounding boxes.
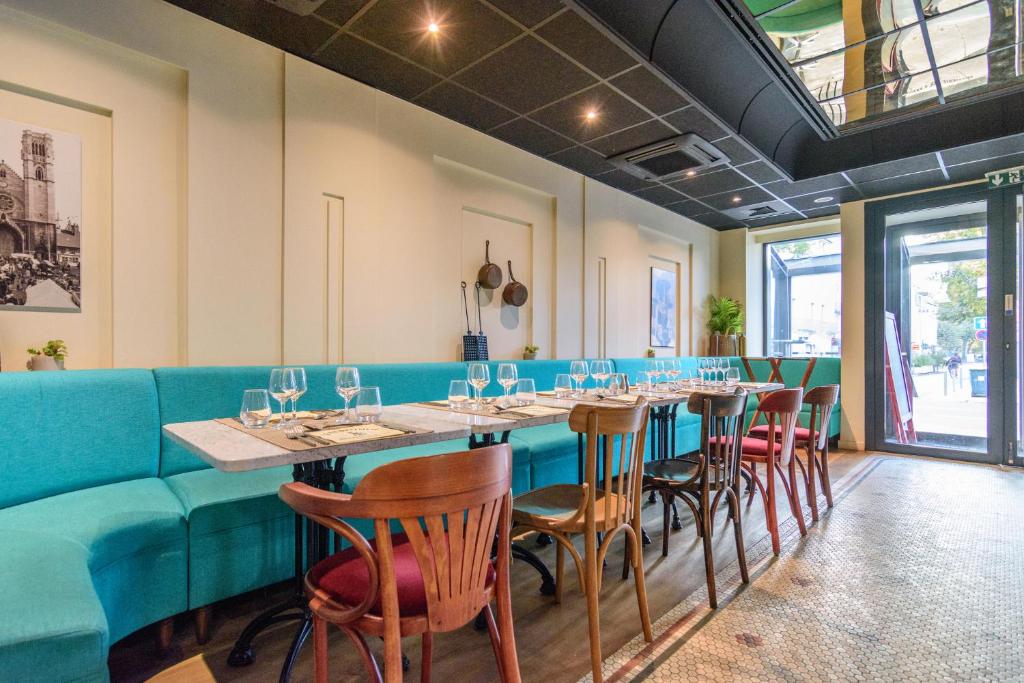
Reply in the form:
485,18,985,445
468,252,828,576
732,388,806,555
278,445,520,683
511,401,653,683
642,389,750,608
749,384,839,522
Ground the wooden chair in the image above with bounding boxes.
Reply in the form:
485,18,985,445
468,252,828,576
733,388,806,555
642,388,750,608
748,384,839,522
511,401,653,683
278,445,520,683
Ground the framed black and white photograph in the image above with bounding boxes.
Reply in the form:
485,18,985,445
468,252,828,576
650,266,676,348
0,117,82,312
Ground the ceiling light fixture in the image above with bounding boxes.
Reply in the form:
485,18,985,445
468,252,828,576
686,170,697,177
585,110,598,121
731,195,742,203
427,21,440,34
813,195,834,203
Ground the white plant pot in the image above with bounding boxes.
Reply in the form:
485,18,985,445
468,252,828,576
27,355,63,371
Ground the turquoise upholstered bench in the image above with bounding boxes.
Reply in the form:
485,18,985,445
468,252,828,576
734,357,841,438
0,355,840,681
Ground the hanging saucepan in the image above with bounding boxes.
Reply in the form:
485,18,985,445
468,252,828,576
477,240,503,290
502,260,528,307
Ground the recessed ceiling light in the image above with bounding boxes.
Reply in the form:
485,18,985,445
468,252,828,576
585,110,598,121
427,21,440,34
731,195,742,203
685,170,697,177
813,195,834,203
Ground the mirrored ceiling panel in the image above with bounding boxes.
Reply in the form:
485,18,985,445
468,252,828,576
743,0,1024,129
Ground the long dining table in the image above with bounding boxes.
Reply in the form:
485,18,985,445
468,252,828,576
162,379,781,682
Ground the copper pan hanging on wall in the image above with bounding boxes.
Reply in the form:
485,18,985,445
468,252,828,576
502,260,528,307
477,240,503,289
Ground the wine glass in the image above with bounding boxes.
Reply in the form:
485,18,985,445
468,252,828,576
334,367,360,424
591,359,611,395
240,389,271,428
645,359,662,389
666,359,681,389
289,367,307,422
570,360,589,397
497,363,518,406
718,358,730,385
269,368,296,429
356,386,383,423
448,379,470,410
515,378,536,406
554,373,573,398
467,363,490,409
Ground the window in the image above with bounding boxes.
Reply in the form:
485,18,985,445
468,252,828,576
764,234,842,357
35,167,44,181
0,169,6,178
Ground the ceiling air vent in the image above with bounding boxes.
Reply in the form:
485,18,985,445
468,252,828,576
609,134,729,182
721,199,793,221
262,0,328,15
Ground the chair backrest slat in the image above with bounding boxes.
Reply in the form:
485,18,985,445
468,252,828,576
804,384,840,451
687,389,748,490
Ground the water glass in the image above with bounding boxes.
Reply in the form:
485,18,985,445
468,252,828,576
607,373,627,396
269,368,296,428
289,367,307,421
356,386,383,423
515,378,536,405
448,380,470,410
726,367,741,385
497,363,519,405
569,360,589,396
239,389,271,428
554,373,573,398
335,366,361,424
467,363,490,409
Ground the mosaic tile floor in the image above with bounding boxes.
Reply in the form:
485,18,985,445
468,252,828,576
588,455,1024,682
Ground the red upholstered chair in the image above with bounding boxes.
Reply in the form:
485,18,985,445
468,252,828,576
748,384,839,522
736,388,806,554
279,445,520,683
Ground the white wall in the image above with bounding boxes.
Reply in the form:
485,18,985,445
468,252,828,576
0,0,721,370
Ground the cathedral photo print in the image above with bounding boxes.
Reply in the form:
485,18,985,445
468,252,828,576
0,117,82,312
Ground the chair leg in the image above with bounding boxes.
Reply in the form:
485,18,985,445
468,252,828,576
779,460,807,536
621,529,631,581
194,606,211,645
584,527,603,683
156,617,173,653
662,492,672,555
421,632,433,683
764,459,780,555
383,624,403,683
699,492,717,609
341,626,383,682
820,445,834,508
728,489,750,584
628,523,653,642
804,445,819,522
482,605,506,681
313,615,329,683
555,540,565,604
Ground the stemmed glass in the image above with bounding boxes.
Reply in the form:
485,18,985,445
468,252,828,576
591,359,611,395
334,367,360,424
289,367,307,422
570,360,589,397
269,368,296,429
467,363,490,409
665,359,681,389
718,358,729,385
645,359,662,390
497,363,518,406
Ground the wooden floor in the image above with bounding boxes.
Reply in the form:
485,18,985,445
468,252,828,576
111,451,867,683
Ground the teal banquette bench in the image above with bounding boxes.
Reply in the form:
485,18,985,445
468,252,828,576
0,356,838,681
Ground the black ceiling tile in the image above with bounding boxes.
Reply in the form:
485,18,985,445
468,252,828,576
665,199,709,219
534,9,637,78
348,0,520,76
784,187,861,211
662,106,728,142
414,81,517,131
801,205,841,219
940,133,1024,166
529,84,650,143
317,34,442,99
668,167,753,198
711,136,759,165
763,173,851,198
945,153,1024,184
167,0,337,55
485,0,564,27
632,184,688,204
702,186,775,211
594,169,655,193
609,67,690,116
453,36,597,113
734,161,784,185
746,212,800,227
846,154,940,185
585,119,675,157
489,117,574,156
692,212,743,230
547,145,614,176
856,169,948,198
314,0,371,26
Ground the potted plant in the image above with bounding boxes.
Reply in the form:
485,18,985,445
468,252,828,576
523,344,539,360
707,296,744,356
645,348,656,358
26,339,68,371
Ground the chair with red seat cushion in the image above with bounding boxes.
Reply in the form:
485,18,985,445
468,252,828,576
740,388,806,554
279,445,520,683
748,424,811,443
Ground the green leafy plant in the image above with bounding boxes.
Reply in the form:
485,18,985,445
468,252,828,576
27,339,68,362
524,344,539,354
645,348,656,358
707,296,744,335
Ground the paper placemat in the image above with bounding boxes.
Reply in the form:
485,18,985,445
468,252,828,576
414,400,568,421
216,417,428,451
538,391,641,405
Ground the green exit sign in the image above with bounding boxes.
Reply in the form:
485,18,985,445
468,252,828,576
987,166,1024,188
